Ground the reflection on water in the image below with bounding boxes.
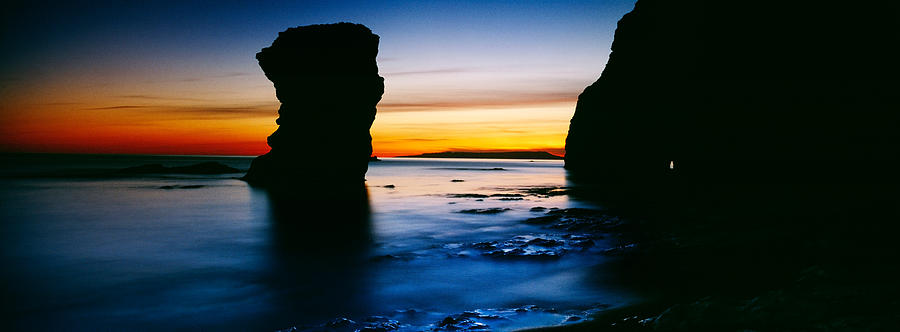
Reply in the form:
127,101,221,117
0,155,637,331
260,185,377,326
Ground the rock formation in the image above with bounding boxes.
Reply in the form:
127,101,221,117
243,23,384,190
561,3,900,329
565,0,900,184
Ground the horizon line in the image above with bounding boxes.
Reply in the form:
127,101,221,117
0,149,566,158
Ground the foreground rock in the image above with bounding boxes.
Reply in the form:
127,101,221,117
278,305,609,332
463,234,596,260
242,23,384,191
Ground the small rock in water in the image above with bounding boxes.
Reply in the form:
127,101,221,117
473,241,498,249
522,208,622,232
360,316,400,331
459,311,504,320
383,184,395,188
435,315,490,331
526,238,563,247
484,248,561,260
447,193,489,198
451,179,465,182
530,206,547,212
518,186,568,197
457,208,511,214
523,215,560,225
158,184,205,190
572,239,595,249
489,193,525,198
326,317,356,328
462,234,602,260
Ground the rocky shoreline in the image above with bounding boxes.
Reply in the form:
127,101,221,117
523,182,900,331
275,185,642,332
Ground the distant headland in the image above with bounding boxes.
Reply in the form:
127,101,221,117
398,151,563,160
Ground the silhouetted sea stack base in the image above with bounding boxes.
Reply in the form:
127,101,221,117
565,0,900,189
242,23,384,193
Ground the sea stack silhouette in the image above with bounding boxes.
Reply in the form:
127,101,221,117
243,23,384,192
565,0,899,185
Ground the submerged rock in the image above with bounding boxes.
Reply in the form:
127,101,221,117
242,23,384,190
457,208,511,214
446,192,532,199
520,187,568,197
464,234,598,260
523,208,621,232
157,184,205,190
281,304,615,332
433,312,499,331
325,317,355,329
117,162,240,175
447,193,489,198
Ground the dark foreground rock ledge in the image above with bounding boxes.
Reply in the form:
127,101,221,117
242,23,384,191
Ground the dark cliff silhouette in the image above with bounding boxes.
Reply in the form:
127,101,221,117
565,0,899,185
242,23,384,192
557,1,900,329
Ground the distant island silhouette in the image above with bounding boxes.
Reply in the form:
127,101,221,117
117,162,240,175
398,151,563,160
242,23,384,190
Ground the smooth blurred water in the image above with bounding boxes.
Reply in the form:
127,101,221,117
0,154,636,331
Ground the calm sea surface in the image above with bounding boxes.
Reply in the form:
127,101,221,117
0,154,637,331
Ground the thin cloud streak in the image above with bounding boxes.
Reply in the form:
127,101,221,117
148,105,276,120
381,138,449,142
179,72,252,82
80,104,277,120
383,68,471,76
118,94,216,102
379,91,577,112
84,105,150,110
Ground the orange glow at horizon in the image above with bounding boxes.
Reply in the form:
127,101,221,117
1,80,575,157
1,101,572,157
371,102,572,157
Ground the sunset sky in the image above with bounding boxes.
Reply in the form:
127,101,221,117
0,0,636,156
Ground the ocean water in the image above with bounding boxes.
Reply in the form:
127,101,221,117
0,154,637,331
